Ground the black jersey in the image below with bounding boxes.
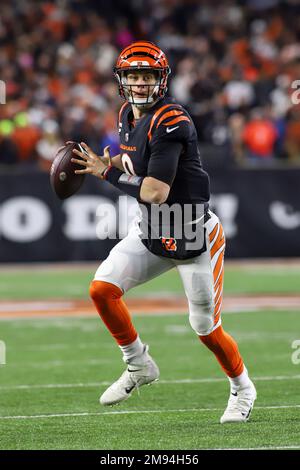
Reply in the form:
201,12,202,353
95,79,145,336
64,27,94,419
118,97,210,204
118,97,210,259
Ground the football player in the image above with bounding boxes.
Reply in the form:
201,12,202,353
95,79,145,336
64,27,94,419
71,41,256,423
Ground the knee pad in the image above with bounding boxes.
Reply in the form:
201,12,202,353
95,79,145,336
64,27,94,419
188,299,215,336
89,280,123,304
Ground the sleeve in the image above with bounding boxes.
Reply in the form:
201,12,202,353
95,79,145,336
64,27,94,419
147,113,191,186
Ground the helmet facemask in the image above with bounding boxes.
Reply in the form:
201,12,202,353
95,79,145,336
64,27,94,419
116,69,164,108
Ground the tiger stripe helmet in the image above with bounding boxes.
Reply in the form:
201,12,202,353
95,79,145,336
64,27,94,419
114,41,171,107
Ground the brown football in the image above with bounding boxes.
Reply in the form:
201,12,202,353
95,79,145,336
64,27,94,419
50,142,86,199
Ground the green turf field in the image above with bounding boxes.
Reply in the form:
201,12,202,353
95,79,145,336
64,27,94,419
0,264,300,299
0,310,300,449
0,264,300,450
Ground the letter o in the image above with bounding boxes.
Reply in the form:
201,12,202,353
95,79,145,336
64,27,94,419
0,197,51,242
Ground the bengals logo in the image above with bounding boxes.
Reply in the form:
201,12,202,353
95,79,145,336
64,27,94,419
160,237,177,252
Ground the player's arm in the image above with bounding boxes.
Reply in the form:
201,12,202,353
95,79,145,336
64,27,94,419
141,125,186,203
139,177,170,204
139,108,192,203
71,124,185,203
109,154,124,171
99,131,183,203
72,143,172,203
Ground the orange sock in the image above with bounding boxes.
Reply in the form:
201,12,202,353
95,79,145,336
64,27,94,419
199,325,244,378
90,280,137,346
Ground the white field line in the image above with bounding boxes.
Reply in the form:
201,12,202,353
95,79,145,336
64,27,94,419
4,358,112,369
1,374,300,391
0,404,300,421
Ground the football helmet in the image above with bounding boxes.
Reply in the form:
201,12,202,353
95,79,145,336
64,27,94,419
114,41,170,108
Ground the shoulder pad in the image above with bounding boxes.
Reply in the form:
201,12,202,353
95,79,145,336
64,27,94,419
148,103,191,142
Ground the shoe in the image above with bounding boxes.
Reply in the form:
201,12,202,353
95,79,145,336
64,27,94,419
220,380,257,424
100,355,159,406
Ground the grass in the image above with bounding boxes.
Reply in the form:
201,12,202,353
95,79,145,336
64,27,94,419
0,310,300,449
0,264,300,299
0,262,299,449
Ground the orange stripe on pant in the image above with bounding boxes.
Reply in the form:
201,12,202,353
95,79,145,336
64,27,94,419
210,226,224,259
209,223,219,243
199,220,244,378
210,224,225,325
90,280,137,346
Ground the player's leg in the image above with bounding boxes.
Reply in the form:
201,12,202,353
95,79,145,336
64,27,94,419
90,224,173,405
175,211,256,423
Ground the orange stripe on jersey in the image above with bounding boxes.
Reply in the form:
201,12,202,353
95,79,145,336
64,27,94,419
162,116,190,126
156,110,183,128
118,102,129,125
148,104,182,141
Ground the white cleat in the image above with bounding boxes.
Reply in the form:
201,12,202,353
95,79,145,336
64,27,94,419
100,356,159,406
220,381,257,424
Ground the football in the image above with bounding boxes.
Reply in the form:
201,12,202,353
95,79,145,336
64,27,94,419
50,142,86,199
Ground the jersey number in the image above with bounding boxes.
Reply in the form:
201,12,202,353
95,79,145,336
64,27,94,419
121,153,136,176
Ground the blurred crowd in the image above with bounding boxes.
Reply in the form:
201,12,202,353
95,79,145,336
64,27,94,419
0,0,300,171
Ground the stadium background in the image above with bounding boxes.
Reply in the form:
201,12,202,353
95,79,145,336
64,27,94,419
0,0,300,451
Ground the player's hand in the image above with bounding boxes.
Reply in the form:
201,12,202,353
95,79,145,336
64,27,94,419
71,143,111,179
101,146,112,166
